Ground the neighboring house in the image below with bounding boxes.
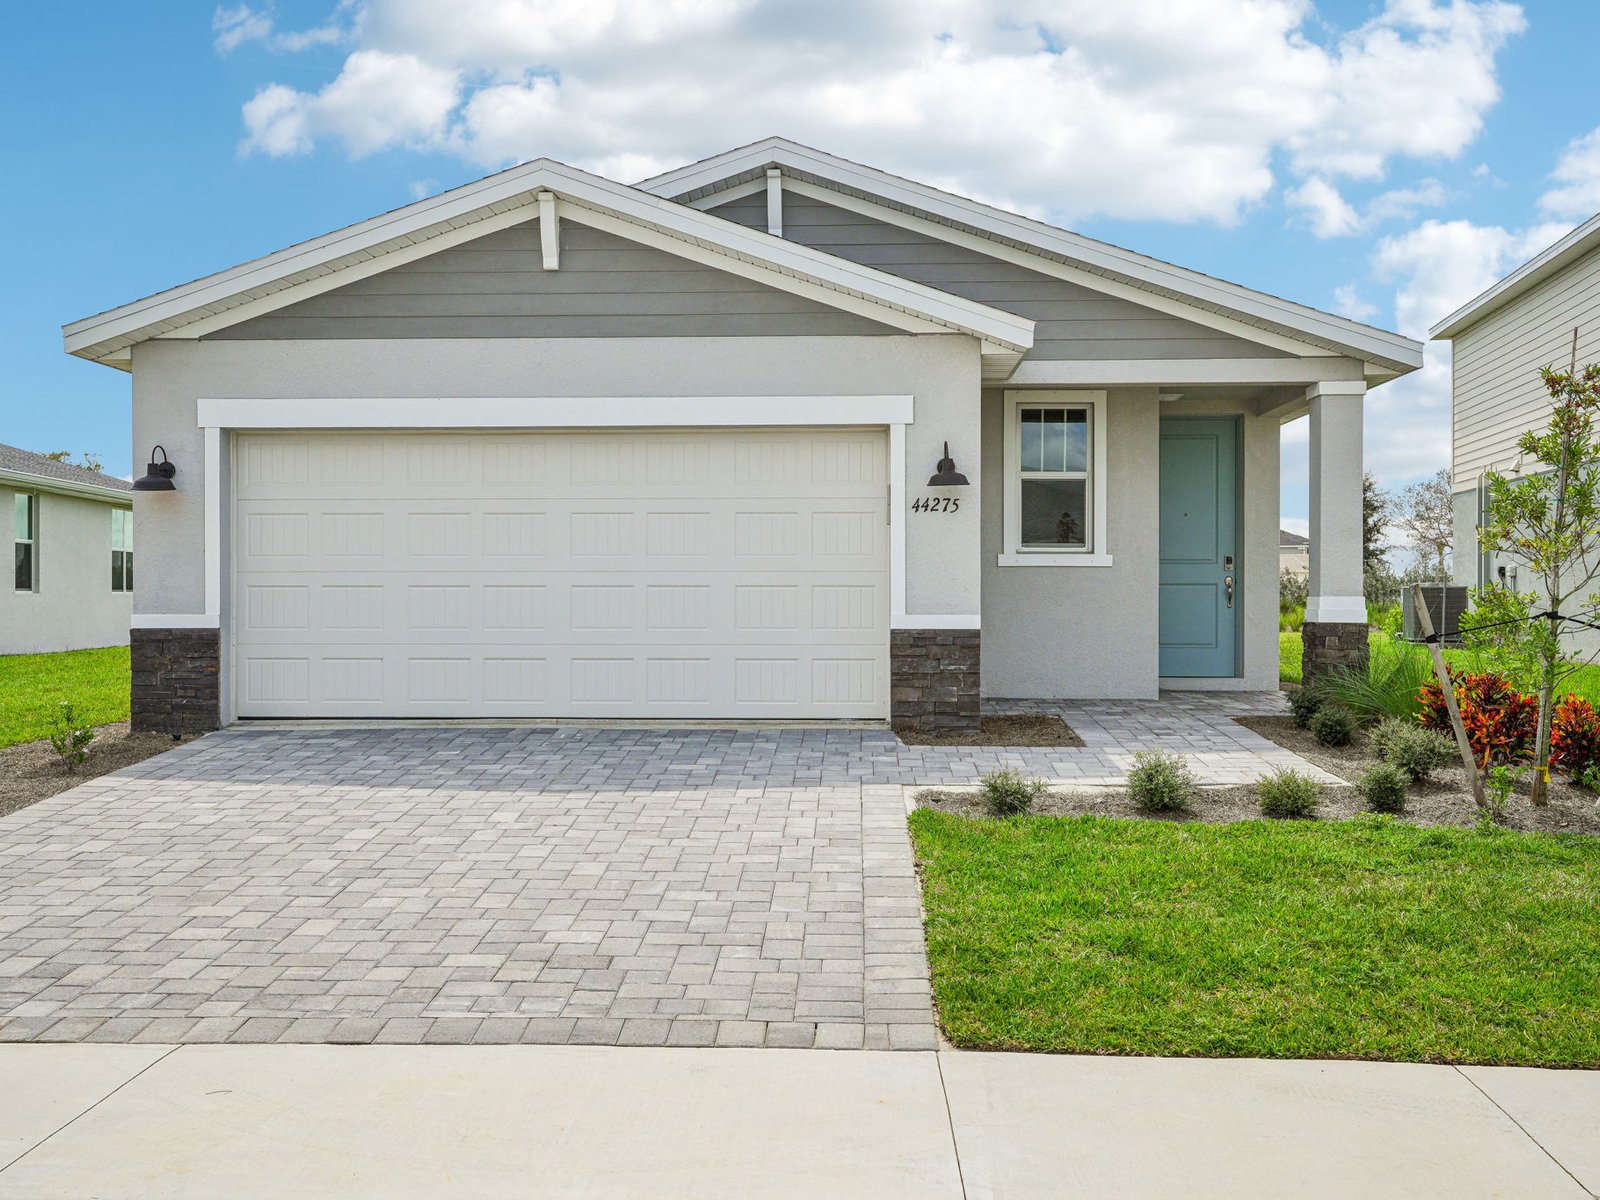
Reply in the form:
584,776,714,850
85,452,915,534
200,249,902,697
0,444,133,655
63,138,1421,734
1432,211,1600,593
1279,529,1311,578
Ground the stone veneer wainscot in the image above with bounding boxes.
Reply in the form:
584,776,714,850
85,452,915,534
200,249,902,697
131,628,221,735
890,628,981,733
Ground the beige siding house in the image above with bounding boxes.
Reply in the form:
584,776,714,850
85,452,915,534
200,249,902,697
62,138,1420,733
0,444,134,655
1433,212,1600,589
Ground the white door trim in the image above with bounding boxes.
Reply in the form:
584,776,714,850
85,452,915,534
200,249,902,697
176,395,977,707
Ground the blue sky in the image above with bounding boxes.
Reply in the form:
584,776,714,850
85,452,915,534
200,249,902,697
5,1,1598,534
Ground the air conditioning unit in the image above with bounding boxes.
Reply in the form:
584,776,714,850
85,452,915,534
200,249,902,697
1402,585,1468,644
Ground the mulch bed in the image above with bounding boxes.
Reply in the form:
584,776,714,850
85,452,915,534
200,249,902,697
1236,715,1600,835
894,714,1085,747
913,715,1600,834
0,723,193,820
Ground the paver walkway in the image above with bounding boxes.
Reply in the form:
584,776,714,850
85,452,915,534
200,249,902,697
0,694,1326,1047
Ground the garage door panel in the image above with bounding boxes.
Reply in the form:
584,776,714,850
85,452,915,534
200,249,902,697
233,429,888,719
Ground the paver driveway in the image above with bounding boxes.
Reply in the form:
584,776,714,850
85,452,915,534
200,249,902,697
0,695,1321,1048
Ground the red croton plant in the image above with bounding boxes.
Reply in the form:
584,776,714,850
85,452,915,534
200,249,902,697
1420,670,1600,776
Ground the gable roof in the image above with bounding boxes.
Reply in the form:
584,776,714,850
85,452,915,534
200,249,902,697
64,159,1033,375
1279,528,1310,546
639,138,1423,376
1430,211,1600,340
0,443,132,501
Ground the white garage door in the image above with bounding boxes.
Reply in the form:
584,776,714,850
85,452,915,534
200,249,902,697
231,428,889,719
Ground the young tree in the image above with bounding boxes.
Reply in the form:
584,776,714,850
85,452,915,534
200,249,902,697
1468,350,1600,805
1362,473,1397,607
1394,468,1453,581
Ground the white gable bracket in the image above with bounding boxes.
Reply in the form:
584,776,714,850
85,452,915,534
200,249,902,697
539,191,559,270
766,169,783,238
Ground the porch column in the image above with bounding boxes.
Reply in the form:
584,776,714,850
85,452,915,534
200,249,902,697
1302,380,1370,683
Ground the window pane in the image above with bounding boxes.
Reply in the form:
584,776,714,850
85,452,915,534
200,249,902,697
1062,409,1088,472
1020,408,1043,472
126,551,133,592
14,494,30,540
112,509,123,547
14,542,32,591
1021,478,1088,548
112,553,123,593
1041,412,1065,471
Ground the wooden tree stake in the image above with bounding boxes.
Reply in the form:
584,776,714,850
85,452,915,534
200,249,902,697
1413,584,1487,810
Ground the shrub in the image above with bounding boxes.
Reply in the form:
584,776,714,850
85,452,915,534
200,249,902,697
48,702,95,772
1313,638,1434,722
1357,763,1408,813
978,769,1047,817
1551,694,1600,778
1279,603,1305,633
1578,763,1600,792
1309,704,1354,747
1419,670,1537,768
1368,717,1454,782
1481,764,1523,829
1126,750,1195,813
1287,687,1322,729
1257,769,1321,818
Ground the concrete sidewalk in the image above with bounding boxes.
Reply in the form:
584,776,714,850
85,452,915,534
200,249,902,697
2,1046,1595,1198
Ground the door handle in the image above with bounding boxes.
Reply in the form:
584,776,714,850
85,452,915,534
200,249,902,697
1224,575,1234,608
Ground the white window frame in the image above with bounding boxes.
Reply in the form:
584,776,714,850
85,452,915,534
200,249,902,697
999,390,1111,567
14,492,37,593
111,507,133,593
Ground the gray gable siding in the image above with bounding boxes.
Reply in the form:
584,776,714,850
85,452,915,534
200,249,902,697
711,190,1287,361
205,219,895,341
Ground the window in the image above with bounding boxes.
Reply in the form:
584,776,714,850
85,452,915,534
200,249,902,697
112,508,134,593
14,493,36,591
1001,391,1110,566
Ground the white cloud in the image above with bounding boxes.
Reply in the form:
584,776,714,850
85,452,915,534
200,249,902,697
212,4,348,55
230,0,1525,224
244,50,458,158
213,5,272,53
1333,283,1378,322
1287,177,1363,237
1540,127,1600,221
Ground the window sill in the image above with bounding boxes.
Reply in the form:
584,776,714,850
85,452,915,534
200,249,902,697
997,552,1114,568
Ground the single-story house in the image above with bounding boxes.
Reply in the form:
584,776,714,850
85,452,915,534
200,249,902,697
1279,529,1311,578
63,138,1421,733
1432,209,1600,593
0,444,134,656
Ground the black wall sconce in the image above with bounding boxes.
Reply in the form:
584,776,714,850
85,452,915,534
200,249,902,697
132,446,177,492
927,441,969,487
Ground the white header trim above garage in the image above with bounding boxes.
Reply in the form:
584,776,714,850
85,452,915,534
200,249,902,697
63,159,1033,370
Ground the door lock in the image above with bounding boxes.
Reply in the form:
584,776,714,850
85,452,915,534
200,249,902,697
1224,575,1235,608
1224,554,1234,571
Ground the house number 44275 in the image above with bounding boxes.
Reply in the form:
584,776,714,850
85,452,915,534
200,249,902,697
911,496,960,514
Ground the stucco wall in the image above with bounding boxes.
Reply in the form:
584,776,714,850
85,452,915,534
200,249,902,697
0,485,132,655
980,390,1279,698
130,333,982,631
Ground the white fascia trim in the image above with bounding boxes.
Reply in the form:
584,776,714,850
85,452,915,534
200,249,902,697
1007,358,1367,387
1431,211,1600,340
640,140,1421,372
890,614,982,630
0,468,132,506
197,395,914,430
132,613,220,629
1305,596,1369,624
68,157,1033,361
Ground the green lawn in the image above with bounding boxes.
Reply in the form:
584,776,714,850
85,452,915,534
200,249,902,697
0,646,131,748
1279,630,1600,702
910,810,1600,1065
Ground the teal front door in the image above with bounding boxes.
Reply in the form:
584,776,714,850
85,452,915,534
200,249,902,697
1159,417,1240,677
